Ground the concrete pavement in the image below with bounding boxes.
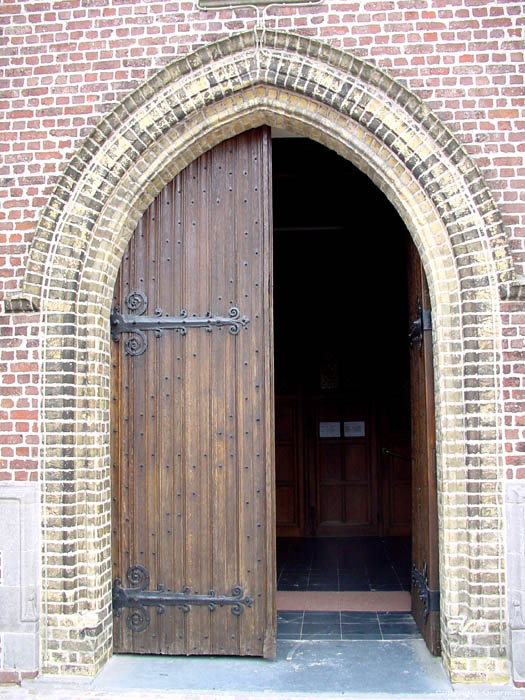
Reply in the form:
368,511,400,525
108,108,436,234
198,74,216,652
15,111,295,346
1,640,522,699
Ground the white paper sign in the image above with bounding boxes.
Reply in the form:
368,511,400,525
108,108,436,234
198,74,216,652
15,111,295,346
319,421,341,438
344,421,365,438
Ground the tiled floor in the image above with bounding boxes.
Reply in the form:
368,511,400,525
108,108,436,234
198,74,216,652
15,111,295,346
277,536,411,592
276,537,419,641
277,610,421,641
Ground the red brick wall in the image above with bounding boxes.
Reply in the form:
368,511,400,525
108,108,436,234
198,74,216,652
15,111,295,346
0,0,524,480
0,313,39,482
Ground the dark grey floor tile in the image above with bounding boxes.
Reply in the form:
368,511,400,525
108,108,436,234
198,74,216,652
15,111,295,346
337,561,359,570
379,618,417,631
302,623,341,635
369,582,402,591
277,575,309,591
279,572,309,580
303,611,340,623
301,632,341,640
278,632,303,640
341,623,380,635
307,582,336,591
380,622,419,635
377,612,414,622
340,611,377,622
308,572,336,581
276,535,412,600
277,622,303,638
311,561,338,571
286,559,311,566
366,567,397,579
338,579,370,591
342,630,381,640
277,611,303,623
382,631,421,640
310,569,338,576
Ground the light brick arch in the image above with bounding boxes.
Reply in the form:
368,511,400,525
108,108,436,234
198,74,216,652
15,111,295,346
14,30,513,681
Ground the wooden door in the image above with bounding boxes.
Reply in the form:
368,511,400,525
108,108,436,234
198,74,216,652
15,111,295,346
408,239,440,655
380,433,411,536
111,128,275,658
312,396,377,536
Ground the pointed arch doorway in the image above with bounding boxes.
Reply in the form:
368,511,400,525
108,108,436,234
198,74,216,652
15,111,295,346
21,30,510,679
111,127,440,658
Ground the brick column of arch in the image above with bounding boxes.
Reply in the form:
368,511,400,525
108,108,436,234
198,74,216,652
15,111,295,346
8,30,517,682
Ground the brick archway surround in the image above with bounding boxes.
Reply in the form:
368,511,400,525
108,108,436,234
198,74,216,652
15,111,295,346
11,30,516,681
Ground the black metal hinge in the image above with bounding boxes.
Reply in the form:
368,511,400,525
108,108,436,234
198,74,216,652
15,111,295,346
113,565,253,633
408,296,432,354
111,290,249,356
412,560,440,623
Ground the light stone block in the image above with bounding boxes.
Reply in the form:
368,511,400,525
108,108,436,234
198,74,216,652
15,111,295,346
3,632,39,671
0,483,40,672
506,483,525,684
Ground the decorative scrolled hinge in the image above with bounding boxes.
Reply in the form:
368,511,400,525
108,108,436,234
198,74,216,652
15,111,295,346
111,290,249,356
412,560,440,623
408,296,432,354
112,565,253,633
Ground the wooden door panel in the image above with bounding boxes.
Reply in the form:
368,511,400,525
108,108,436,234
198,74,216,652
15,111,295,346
275,444,295,482
344,444,368,481
320,486,343,523
408,238,440,656
317,399,339,422
319,444,343,482
381,435,411,535
313,396,377,535
111,128,275,658
391,484,411,525
275,400,294,441
276,485,296,525
345,485,370,524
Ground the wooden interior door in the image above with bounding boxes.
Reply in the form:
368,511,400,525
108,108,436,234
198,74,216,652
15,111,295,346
408,238,440,655
312,396,377,536
111,127,275,657
380,433,411,536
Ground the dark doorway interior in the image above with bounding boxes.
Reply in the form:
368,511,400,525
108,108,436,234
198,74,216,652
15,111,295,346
272,137,412,597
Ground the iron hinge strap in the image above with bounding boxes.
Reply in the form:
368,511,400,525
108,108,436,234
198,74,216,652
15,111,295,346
113,565,253,633
409,297,432,353
427,588,440,613
422,309,432,332
110,290,249,356
412,561,439,623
